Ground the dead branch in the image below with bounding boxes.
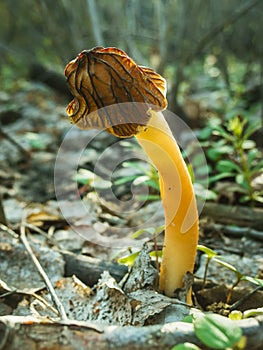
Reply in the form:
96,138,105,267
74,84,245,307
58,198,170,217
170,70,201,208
0,315,262,350
201,203,263,231
0,278,59,317
29,63,71,98
62,250,128,287
0,223,18,238
20,225,68,320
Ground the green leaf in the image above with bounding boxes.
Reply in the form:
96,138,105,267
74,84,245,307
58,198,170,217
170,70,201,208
182,314,194,323
186,162,195,183
213,257,243,278
227,115,246,137
198,126,213,140
131,225,164,239
133,175,151,186
207,145,233,161
243,121,261,140
242,139,255,150
216,159,242,173
118,249,163,266
73,169,112,189
25,132,46,150
117,251,139,266
114,175,138,186
153,224,165,235
239,195,251,203
247,149,258,166
194,314,242,349
213,126,234,142
131,228,155,239
197,245,217,259
137,194,160,201
144,179,160,191
228,310,243,321
92,178,112,189
252,159,263,172
149,250,162,259
171,343,201,350
241,276,263,287
243,307,263,318
73,173,91,185
122,160,148,174
194,184,218,201
254,194,263,204
235,174,252,192
208,172,235,184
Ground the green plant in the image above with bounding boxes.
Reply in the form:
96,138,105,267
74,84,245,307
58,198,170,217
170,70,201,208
196,245,218,294
117,225,164,268
73,168,112,190
118,242,263,304
73,158,160,202
114,160,160,201
197,244,263,304
25,132,47,150
172,313,244,350
199,114,263,205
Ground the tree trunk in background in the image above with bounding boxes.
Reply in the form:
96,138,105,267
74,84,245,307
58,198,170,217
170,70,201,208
86,0,104,46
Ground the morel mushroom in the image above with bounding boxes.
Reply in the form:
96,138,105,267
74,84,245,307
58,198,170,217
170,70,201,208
64,47,199,303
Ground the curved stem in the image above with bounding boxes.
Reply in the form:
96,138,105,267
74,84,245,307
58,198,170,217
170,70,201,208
136,110,199,303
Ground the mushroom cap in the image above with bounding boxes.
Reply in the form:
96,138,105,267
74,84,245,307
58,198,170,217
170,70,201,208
65,47,167,137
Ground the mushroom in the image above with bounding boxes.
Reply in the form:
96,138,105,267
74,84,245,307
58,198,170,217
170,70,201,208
64,47,199,303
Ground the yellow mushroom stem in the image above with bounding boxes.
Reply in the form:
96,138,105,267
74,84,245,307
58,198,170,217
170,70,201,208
136,109,199,303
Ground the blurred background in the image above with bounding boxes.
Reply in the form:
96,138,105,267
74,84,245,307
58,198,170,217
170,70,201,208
0,0,262,212
1,0,262,126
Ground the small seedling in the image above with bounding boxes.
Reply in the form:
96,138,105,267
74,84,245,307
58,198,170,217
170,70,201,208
197,244,263,304
118,225,164,271
197,244,218,294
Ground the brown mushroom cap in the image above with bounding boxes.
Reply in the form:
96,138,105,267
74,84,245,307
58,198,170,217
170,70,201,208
65,47,167,137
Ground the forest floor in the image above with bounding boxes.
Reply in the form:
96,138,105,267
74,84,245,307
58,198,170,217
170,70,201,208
0,81,263,349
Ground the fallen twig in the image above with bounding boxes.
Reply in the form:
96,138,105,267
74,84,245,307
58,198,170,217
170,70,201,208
201,202,263,231
62,250,128,286
0,223,19,238
20,223,68,320
230,286,263,311
0,278,58,317
24,222,57,245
